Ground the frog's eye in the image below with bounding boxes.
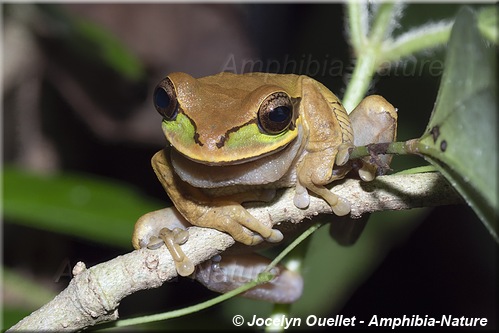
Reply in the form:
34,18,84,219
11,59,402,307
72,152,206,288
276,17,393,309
153,77,178,120
258,92,294,135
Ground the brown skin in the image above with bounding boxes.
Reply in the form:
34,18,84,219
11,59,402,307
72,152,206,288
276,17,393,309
149,72,360,246
133,73,397,297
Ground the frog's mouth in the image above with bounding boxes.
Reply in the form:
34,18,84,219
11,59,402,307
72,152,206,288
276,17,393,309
170,125,305,188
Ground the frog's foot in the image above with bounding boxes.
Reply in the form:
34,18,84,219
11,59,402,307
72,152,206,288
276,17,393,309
147,227,194,277
295,160,351,215
349,95,397,181
293,182,310,209
335,143,354,166
295,176,351,216
313,185,351,216
195,203,283,246
356,160,377,182
133,207,191,249
353,146,392,182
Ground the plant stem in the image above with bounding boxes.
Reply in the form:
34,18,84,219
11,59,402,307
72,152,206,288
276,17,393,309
382,22,452,63
342,53,375,113
115,275,269,327
346,0,367,52
266,222,322,271
342,3,396,112
368,3,397,45
349,140,420,160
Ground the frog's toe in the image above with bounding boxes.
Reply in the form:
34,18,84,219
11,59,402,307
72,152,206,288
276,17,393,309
293,193,310,209
246,234,265,245
335,143,353,166
331,197,351,216
240,222,283,245
176,258,195,277
207,212,268,246
266,229,284,243
195,204,281,246
240,220,283,245
146,236,165,250
154,227,194,277
358,162,376,182
293,183,310,209
234,227,282,245
171,227,189,244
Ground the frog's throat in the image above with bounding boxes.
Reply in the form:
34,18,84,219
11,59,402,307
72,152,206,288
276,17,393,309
162,113,299,165
170,125,305,188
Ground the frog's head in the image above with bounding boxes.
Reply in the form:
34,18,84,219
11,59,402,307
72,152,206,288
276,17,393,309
152,72,301,165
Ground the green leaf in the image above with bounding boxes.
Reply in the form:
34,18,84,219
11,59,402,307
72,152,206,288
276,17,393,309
72,17,146,81
3,166,164,248
418,7,497,241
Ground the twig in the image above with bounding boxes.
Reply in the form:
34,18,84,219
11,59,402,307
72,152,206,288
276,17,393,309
8,172,462,331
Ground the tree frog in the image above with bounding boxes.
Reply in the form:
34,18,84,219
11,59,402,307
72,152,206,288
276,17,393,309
133,72,397,301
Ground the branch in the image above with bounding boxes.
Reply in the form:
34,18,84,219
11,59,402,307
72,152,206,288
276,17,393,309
8,172,462,331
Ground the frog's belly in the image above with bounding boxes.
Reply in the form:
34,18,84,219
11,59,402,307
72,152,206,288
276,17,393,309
197,169,298,198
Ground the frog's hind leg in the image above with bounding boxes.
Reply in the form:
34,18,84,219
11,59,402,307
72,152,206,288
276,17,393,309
349,95,398,181
195,200,284,245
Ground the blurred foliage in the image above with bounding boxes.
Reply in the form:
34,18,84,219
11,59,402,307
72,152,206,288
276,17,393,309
3,166,163,248
2,268,57,329
27,4,146,81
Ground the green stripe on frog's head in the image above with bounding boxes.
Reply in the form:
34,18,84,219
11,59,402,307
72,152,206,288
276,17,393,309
162,113,300,165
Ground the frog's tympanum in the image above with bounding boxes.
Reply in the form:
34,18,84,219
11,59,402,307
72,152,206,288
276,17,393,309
133,72,397,303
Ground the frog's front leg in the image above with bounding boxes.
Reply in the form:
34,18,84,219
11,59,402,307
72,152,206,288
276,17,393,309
152,149,283,246
293,78,354,216
295,146,353,216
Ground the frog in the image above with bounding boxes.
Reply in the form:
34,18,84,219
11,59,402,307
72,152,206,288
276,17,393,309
132,72,397,302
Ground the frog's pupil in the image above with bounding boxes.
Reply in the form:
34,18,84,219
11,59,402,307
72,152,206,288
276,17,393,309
154,87,171,110
269,106,291,123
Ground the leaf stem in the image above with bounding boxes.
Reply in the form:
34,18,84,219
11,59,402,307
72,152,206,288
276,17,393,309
266,222,322,271
115,277,266,327
349,140,420,160
342,53,375,113
342,3,396,112
382,21,452,63
368,3,397,45
346,0,367,51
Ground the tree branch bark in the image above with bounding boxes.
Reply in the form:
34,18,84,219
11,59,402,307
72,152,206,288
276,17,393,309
8,172,462,332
